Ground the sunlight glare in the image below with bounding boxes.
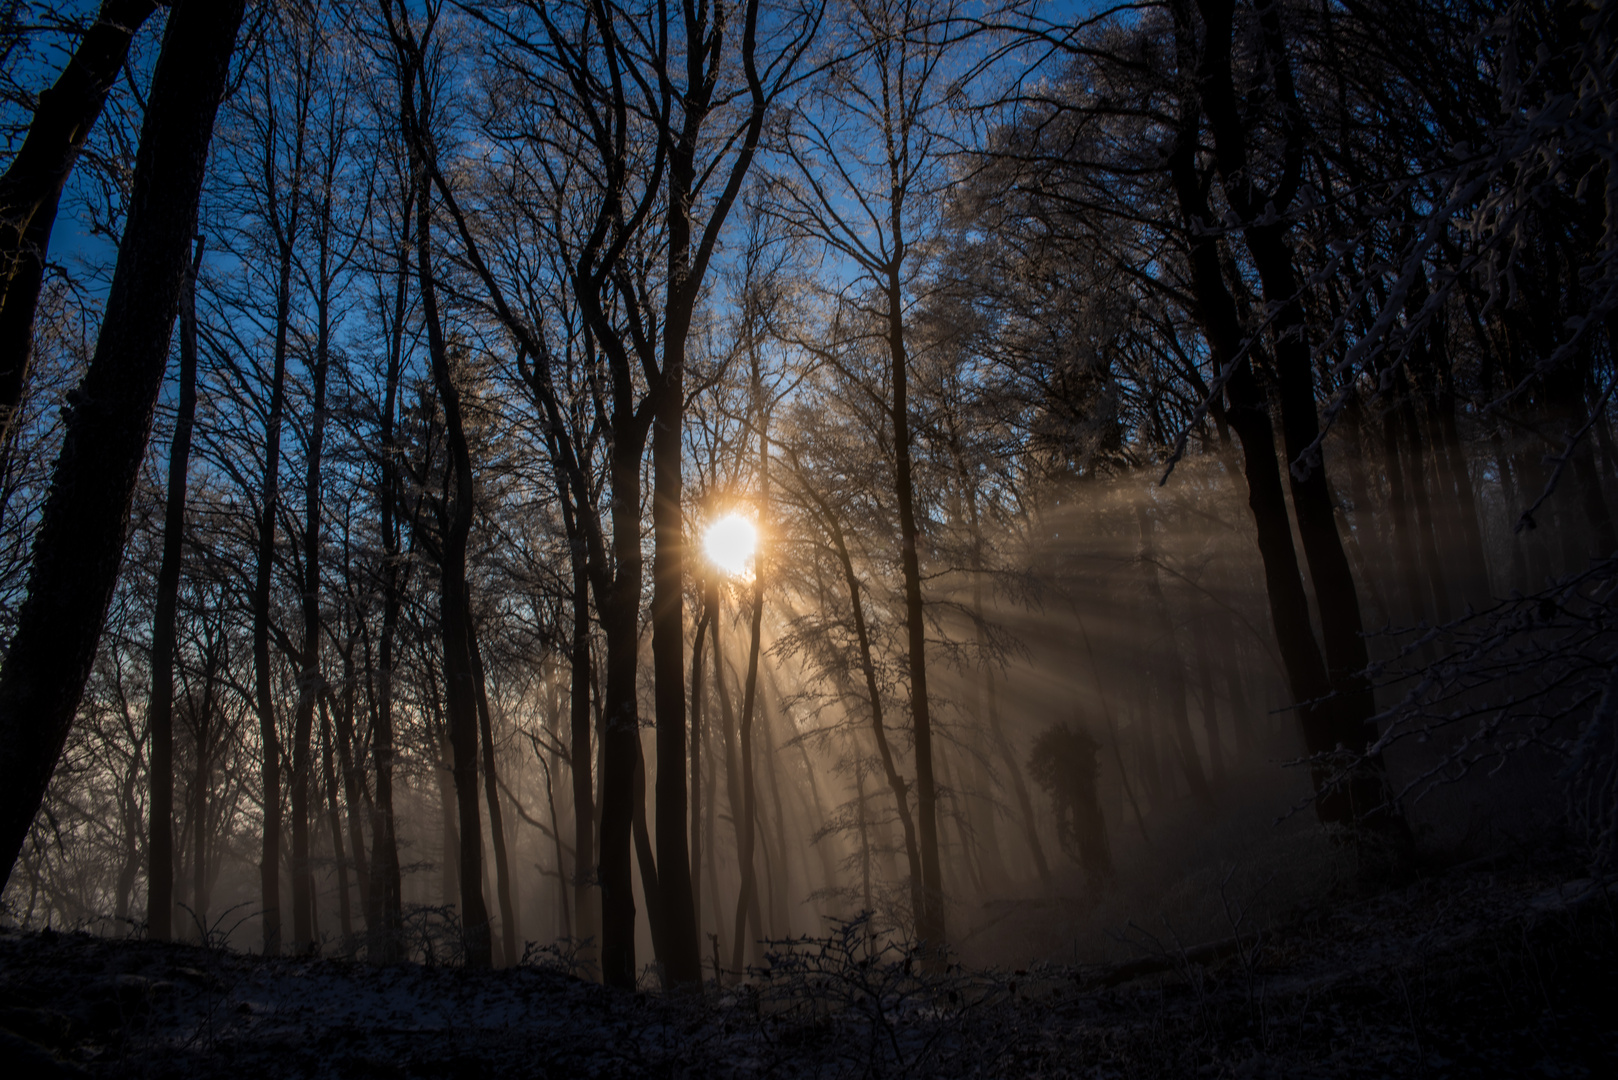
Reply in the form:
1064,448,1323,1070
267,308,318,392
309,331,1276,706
703,513,757,575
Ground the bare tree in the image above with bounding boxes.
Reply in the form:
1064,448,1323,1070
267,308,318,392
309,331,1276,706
0,0,247,889
0,0,158,448
147,235,206,942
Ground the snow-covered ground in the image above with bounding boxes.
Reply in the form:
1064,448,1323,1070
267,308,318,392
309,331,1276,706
1,861,1613,1078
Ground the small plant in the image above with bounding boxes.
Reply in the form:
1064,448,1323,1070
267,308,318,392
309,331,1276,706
520,934,600,981
743,913,1009,1076
178,900,257,951
398,903,464,966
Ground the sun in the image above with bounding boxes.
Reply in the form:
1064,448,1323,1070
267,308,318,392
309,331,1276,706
703,513,757,576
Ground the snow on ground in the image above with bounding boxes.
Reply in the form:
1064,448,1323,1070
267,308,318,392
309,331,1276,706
1,860,1615,1077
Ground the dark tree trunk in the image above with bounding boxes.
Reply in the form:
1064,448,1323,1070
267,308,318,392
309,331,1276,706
730,447,768,973
1212,607,1254,754
1252,223,1377,710
1381,399,1428,625
326,649,371,927
413,173,491,968
710,586,760,969
631,737,667,969
759,688,792,937
566,526,597,961
437,729,459,908
1180,0,1395,828
1136,503,1214,808
290,227,334,952
332,696,371,929
366,184,411,963
386,3,494,965
650,329,696,986
320,700,352,941
115,759,142,923
251,53,311,957
1167,0,1380,826
884,268,945,951
598,423,649,988
147,236,204,942
0,0,158,447
963,482,1050,887
798,474,926,935
984,663,1050,886
1192,609,1225,788
468,611,518,966
708,641,734,971
1401,392,1452,621
646,0,777,988
689,592,712,947
191,638,218,939
0,0,245,889
648,365,694,981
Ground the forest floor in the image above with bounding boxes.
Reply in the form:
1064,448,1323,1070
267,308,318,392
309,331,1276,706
1,853,1614,1078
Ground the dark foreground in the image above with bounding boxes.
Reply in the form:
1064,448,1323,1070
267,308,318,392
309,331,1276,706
1,860,1613,1078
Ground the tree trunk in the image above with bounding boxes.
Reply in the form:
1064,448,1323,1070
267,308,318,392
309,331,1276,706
650,311,700,989
730,453,768,973
689,592,712,948
1192,609,1225,787
1165,2,1364,822
1417,301,1492,605
1136,502,1214,807
321,699,352,942
251,51,311,956
711,588,759,970
1075,612,1152,844
804,480,925,934
567,532,597,963
366,189,410,962
414,173,491,969
0,0,245,891
290,228,334,952
884,269,945,951
469,610,518,967
1184,0,1393,826
147,236,204,942
0,0,158,447
191,640,217,940
598,425,648,987
703,615,727,968
631,736,667,971
1400,389,1453,621
438,731,459,908
759,688,792,938
330,659,371,929
1381,399,1428,625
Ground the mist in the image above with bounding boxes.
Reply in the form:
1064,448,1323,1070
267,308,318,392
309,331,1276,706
0,0,1614,1075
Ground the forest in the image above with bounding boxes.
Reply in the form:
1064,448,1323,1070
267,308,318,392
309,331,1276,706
0,0,1615,1075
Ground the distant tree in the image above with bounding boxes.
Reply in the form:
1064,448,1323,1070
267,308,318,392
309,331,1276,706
147,234,205,942
1027,721,1113,892
382,0,494,968
763,0,988,953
